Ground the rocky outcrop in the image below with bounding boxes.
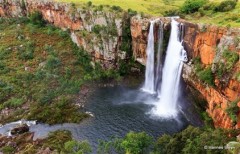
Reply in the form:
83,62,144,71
0,0,126,68
1,0,239,129
11,124,29,135
131,16,240,129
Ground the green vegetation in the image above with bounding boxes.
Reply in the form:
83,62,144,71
96,126,239,154
56,0,240,27
120,10,137,56
98,131,153,154
28,11,46,27
0,15,121,124
56,0,184,16
226,99,240,125
181,0,208,13
120,132,153,154
192,57,215,86
222,50,239,70
0,146,15,154
183,0,240,27
155,126,239,154
43,130,73,152
216,50,239,79
197,67,215,86
64,140,92,154
216,0,237,12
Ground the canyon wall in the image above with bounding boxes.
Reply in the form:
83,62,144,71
0,0,126,68
131,16,240,129
1,0,240,129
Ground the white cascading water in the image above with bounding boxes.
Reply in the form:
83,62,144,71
142,21,155,94
155,21,164,94
152,19,188,118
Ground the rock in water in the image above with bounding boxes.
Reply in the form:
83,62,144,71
10,124,29,135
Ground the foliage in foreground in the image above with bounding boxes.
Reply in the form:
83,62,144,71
97,126,239,154
0,127,239,154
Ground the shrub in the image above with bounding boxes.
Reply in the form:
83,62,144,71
3,98,24,109
0,146,15,154
64,140,92,154
197,67,214,86
128,9,137,16
87,1,92,7
0,81,14,102
192,56,202,72
18,41,35,60
215,0,237,12
43,130,72,152
121,132,153,154
45,55,61,69
92,24,102,34
155,126,237,154
57,29,69,38
98,131,153,154
29,11,45,27
111,5,123,11
181,0,209,13
108,23,118,36
226,99,239,124
222,50,239,71
0,62,10,74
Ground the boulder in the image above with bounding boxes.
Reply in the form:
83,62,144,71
10,124,29,135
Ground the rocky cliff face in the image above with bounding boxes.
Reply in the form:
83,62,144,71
0,0,126,68
1,0,239,129
131,16,240,129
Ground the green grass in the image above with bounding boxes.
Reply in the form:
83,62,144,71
185,1,240,27
0,16,121,124
56,0,184,16
55,0,240,27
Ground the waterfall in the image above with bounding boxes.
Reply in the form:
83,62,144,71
155,21,164,94
153,19,188,118
142,21,155,94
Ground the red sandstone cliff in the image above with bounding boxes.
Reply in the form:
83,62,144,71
131,16,240,129
1,0,239,129
0,0,125,68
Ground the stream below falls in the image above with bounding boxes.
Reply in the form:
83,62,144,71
0,83,202,152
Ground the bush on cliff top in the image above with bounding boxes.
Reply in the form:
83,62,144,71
181,0,209,13
215,0,237,12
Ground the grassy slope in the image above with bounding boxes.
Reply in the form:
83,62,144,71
56,0,240,27
56,0,184,16
0,18,95,124
186,1,240,27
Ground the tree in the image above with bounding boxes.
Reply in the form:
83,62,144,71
64,140,92,154
181,0,209,13
121,131,153,154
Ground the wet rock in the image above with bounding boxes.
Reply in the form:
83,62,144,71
11,124,29,135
